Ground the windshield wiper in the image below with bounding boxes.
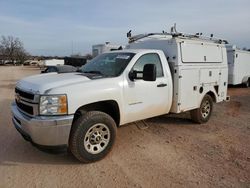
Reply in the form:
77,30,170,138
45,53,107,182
82,70,103,75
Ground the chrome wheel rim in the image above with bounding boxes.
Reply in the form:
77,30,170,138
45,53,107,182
201,100,211,119
84,123,110,154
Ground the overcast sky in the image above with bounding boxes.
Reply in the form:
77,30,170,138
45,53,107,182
0,0,250,56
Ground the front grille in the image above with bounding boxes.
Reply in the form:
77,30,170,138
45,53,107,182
16,100,34,115
15,88,34,100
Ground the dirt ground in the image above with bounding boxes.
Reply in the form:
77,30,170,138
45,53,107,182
0,66,249,188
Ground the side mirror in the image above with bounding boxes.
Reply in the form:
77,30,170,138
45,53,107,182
128,71,137,81
143,64,156,81
129,64,156,81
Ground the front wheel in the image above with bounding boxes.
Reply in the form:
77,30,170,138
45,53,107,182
69,111,117,163
190,94,213,124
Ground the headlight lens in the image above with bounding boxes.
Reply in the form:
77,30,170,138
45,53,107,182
39,95,68,115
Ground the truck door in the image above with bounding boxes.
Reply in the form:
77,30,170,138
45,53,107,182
123,53,170,123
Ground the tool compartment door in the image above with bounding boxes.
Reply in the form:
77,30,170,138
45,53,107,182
179,69,199,111
200,68,220,84
181,42,223,63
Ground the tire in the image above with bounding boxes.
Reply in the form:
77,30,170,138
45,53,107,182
69,111,117,163
190,94,213,124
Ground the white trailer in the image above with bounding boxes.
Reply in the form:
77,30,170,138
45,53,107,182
92,42,123,57
226,45,250,87
41,59,64,67
127,33,229,113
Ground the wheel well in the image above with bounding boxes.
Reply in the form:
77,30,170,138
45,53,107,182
73,100,120,126
206,91,216,102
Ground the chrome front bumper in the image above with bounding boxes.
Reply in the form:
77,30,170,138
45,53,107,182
11,102,74,146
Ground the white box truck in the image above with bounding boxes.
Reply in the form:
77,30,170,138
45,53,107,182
92,42,123,57
11,31,229,163
226,45,250,87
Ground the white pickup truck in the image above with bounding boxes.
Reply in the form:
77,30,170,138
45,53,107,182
11,33,229,163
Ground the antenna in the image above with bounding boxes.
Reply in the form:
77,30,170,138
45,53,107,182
127,30,132,38
210,34,214,40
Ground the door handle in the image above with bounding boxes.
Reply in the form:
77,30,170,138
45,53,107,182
157,83,167,87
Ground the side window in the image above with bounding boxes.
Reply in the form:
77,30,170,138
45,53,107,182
132,53,163,77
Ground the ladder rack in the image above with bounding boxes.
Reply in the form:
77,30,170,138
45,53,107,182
127,30,228,45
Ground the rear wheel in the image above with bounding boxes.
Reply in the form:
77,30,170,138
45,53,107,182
69,111,117,163
190,94,213,124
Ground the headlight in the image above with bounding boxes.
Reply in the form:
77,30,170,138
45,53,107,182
39,95,68,115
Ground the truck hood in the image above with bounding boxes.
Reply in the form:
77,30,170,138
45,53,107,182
16,72,91,94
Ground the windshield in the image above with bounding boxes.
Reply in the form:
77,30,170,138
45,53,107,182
80,52,135,77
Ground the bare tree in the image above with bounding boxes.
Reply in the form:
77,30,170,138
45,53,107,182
0,35,28,64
